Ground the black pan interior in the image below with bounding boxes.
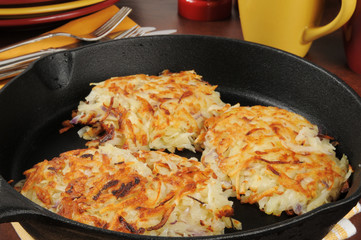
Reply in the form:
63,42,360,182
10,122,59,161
1,35,361,239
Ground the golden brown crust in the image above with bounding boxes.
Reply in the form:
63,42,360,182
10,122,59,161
21,145,241,236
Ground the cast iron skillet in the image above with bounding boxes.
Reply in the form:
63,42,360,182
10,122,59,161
0,35,361,240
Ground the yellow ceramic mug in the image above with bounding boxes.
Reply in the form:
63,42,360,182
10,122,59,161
238,0,357,57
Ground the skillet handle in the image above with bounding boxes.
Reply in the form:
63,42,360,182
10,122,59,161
0,176,44,223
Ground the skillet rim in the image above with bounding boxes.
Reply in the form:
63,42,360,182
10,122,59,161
1,34,361,239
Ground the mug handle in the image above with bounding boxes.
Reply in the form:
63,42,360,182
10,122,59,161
303,0,357,43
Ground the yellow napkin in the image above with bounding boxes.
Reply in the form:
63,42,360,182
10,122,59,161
10,203,361,240
323,202,361,240
0,5,136,89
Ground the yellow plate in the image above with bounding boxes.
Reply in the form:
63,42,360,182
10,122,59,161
0,0,106,16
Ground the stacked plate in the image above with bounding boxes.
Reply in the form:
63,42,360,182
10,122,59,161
0,0,119,27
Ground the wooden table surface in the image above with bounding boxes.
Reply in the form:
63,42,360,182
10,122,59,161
0,0,360,239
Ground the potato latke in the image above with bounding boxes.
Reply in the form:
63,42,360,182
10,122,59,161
20,144,241,236
197,105,351,216
67,70,226,152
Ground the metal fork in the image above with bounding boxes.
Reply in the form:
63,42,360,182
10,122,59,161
0,26,177,78
112,25,176,38
0,26,154,73
0,26,174,72
109,25,156,39
0,27,157,81
0,6,132,54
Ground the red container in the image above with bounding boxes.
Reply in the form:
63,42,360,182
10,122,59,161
343,1,361,74
178,0,232,21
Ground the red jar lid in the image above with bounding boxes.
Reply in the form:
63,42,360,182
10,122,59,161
178,0,232,21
